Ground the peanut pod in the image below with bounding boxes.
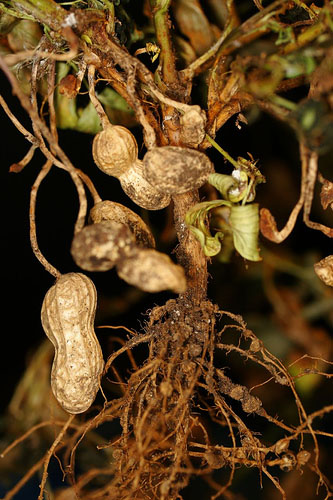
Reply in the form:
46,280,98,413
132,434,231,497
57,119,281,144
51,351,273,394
92,125,138,177
116,248,187,294
142,146,214,195
41,273,104,414
71,220,136,272
120,160,171,210
90,200,155,248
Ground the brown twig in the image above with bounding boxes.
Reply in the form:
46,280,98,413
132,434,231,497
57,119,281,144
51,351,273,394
302,143,333,237
0,54,88,235
30,160,61,278
88,65,111,130
38,414,75,500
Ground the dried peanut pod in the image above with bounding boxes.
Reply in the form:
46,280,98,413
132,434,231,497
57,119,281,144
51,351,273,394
92,125,138,177
180,106,206,147
71,220,135,272
143,146,214,195
120,160,171,210
314,255,333,286
90,200,155,248
116,248,186,293
41,273,104,414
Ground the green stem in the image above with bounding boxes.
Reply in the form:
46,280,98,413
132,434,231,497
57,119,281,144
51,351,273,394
149,0,178,84
270,94,297,111
205,134,239,169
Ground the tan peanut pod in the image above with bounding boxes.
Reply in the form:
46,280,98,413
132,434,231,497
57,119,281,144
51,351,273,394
71,220,135,272
116,248,187,293
314,255,333,286
90,200,155,248
142,146,214,195
120,160,171,210
180,106,206,147
92,125,138,177
41,273,104,414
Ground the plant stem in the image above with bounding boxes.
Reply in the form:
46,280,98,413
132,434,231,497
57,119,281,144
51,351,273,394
205,134,239,169
149,0,178,84
173,191,208,303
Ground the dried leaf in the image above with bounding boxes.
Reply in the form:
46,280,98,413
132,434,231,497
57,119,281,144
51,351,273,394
172,0,215,55
318,173,333,211
59,74,78,99
260,207,282,242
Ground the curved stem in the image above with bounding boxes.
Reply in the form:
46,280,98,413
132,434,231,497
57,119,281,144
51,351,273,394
30,161,61,278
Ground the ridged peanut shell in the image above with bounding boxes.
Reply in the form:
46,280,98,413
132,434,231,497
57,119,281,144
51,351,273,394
71,220,135,272
116,248,187,293
90,200,155,248
92,125,138,177
143,146,214,195
41,273,104,414
120,160,171,210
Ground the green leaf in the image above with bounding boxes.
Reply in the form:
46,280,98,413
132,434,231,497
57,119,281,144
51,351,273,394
208,173,236,200
186,200,261,261
229,204,261,261
204,233,224,257
55,94,78,129
185,200,231,257
76,101,103,134
55,62,79,129
98,87,134,114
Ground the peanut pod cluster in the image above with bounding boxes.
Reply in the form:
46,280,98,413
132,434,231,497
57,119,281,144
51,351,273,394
71,200,186,294
41,273,104,414
92,120,213,208
92,125,171,210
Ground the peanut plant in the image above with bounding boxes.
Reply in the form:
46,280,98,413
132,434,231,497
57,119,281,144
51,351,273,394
1,0,333,499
